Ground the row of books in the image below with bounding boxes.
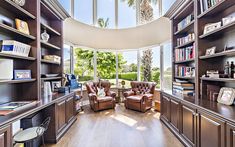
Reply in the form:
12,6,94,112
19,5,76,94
177,33,195,46
175,44,195,62
177,14,194,32
175,65,195,77
199,0,222,14
173,80,195,97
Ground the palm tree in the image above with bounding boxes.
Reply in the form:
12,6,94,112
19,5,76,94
122,0,158,8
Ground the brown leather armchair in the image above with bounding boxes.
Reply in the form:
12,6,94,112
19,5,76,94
86,81,116,111
124,81,156,112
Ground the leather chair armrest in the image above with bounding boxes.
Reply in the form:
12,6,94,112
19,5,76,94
107,91,116,98
142,94,153,101
88,93,98,101
123,91,134,98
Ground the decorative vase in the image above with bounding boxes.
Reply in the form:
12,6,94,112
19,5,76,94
41,29,50,42
13,0,26,7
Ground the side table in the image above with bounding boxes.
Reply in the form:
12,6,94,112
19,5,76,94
117,87,131,103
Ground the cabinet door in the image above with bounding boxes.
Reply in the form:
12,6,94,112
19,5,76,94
57,100,66,133
226,123,235,147
170,99,180,132
181,105,196,147
197,112,225,147
0,125,11,147
66,96,75,123
161,95,170,122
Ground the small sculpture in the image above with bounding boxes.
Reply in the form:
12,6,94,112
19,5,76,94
41,29,50,42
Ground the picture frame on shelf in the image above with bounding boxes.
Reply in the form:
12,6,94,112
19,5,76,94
15,19,30,35
51,81,61,92
222,15,235,26
203,22,221,35
205,46,216,56
217,87,235,105
14,70,31,80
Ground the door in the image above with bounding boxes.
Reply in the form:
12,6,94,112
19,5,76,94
57,100,66,133
0,125,11,147
170,99,180,132
161,95,170,122
197,111,225,147
66,96,75,123
226,123,235,147
181,105,196,147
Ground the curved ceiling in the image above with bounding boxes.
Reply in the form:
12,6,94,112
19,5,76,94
64,17,171,50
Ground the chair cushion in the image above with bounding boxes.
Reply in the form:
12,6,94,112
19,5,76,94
126,95,143,102
14,127,45,142
97,96,113,102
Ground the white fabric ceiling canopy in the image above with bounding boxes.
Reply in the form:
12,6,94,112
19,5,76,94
64,17,171,50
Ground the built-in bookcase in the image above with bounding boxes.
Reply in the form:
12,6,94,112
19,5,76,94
0,0,68,104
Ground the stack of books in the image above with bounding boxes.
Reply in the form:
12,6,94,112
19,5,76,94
173,80,194,97
177,14,194,31
175,44,195,62
175,65,195,77
199,0,222,14
177,33,195,46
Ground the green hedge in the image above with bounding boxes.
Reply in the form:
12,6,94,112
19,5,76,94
79,76,93,81
118,72,137,81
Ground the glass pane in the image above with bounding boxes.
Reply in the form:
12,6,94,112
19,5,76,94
74,47,94,83
58,0,71,14
63,44,71,74
118,0,136,28
97,51,116,86
162,42,172,92
97,0,115,28
118,51,138,88
74,0,93,25
162,0,176,15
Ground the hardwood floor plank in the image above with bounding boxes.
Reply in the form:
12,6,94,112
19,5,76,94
47,104,183,147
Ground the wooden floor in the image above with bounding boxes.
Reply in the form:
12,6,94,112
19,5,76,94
47,104,183,147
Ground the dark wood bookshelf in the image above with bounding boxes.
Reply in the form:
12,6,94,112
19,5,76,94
200,77,235,82
41,23,61,36
175,76,195,80
175,40,195,48
41,41,61,50
0,23,36,40
0,0,36,19
174,0,194,20
0,53,36,61
199,21,235,39
41,59,61,65
198,0,235,19
199,49,235,59
40,1,60,20
41,77,62,81
174,58,195,64
0,79,36,84
174,20,194,35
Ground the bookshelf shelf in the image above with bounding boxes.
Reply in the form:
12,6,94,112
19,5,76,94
199,21,235,39
199,49,235,59
41,59,61,65
174,20,194,35
175,40,195,49
174,0,194,20
0,79,36,84
0,0,36,19
0,23,36,40
0,53,36,61
175,76,195,80
41,41,61,50
200,77,235,82
41,23,61,36
41,77,62,81
198,0,235,19
175,59,195,64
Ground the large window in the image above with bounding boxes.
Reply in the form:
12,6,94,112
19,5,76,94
162,0,176,15
74,0,93,25
63,44,71,74
162,42,172,92
118,0,136,28
74,48,94,82
97,0,115,28
58,0,71,14
118,51,138,88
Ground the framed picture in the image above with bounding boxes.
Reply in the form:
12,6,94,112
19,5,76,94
51,81,61,92
14,70,31,80
15,19,30,35
217,87,235,105
203,22,221,34
205,47,216,56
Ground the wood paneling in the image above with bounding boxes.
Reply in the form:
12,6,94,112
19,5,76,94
66,96,75,123
170,99,180,132
0,125,11,147
57,100,66,133
226,123,235,147
161,96,170,122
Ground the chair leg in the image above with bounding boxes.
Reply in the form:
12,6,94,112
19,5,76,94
42,135,45,147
